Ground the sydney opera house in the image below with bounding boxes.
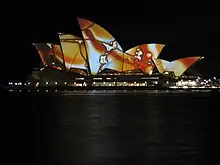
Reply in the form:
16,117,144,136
9,17,220,90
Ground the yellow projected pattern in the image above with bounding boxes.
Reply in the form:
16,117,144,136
59,34,87,71
34,17,203,77
153,57,202,77
34,43,63,70
77,18,124,75
123,44,165,74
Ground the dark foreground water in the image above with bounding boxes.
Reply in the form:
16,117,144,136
1,90,220,165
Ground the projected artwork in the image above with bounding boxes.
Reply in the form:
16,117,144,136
152,58,170,73
33,43,64,70
77,18,124,75
123,44,165,74
59,34,87,71
51,44,64,63
34,43,52,66
165,57,202,77
33,17,204,78
153,57,202,77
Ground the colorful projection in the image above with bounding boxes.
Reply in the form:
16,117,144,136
151,58,170,73
153,57,202,77
123,44,165,74
59,34,87,71
33,43,63,70
34,17,203,78
51,44,64,64
77,17,124,75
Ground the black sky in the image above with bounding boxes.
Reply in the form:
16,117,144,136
2,3,220,82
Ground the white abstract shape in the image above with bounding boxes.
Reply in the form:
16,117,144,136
134,48,143,60
46,43,52,48
99,55,108,64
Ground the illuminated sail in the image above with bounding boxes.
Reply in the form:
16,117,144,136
77,18,124,75
33,43,53,66
59,34,87,72
165,56,202,77
33,43,63,70
51,44,64,64
152,58,170,73
123,44,165,74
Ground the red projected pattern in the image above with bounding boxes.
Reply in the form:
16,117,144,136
59,34,88,72
153,57,202,77
33,43,63,70
33,43,53,66
123,44,165,74
152,58,170,73
77,18,124,75
77,18,165,75
34,18,203,77
165,56,202,77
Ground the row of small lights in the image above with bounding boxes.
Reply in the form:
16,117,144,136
8,88,220,93
8,89,130,92
9,81,151,86
8,82,31,85
8,79,218,87
170,86,219,89
8,81,69,85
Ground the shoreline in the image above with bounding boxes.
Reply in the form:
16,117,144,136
4,86,220,93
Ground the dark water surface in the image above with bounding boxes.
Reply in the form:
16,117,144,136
1,90,220,165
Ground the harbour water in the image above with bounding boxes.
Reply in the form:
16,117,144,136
1,90,219,165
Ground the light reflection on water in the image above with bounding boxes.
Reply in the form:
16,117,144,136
7,89,220,95
2,91,219,165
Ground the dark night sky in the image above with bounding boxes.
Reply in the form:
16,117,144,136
2,3,220,82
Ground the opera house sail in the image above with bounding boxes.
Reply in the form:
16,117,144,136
18,17,219,90
33,43,64,71
152,57,203,77
123,44,165,74
58,34,88,75
77,17,125,75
